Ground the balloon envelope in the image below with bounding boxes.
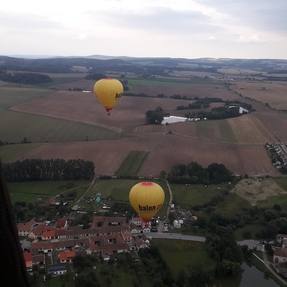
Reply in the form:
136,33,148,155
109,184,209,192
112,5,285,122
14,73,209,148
129,182,165,221
93,78,123,113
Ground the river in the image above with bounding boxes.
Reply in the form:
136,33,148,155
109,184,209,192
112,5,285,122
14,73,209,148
218,263,280,287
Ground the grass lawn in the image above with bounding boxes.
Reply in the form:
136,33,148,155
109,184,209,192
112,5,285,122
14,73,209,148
234,224,264,240
274,177,287,191
171,183,232,208
152,239,215,277
116,151,149,176
8,180,89,203
0,143,40,162
215,193,250,218
257,194,287,209
0,110,119,143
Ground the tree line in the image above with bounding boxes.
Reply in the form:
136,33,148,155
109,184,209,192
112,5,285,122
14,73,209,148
167,162,233,184
3,159,94,182
0,71,52,84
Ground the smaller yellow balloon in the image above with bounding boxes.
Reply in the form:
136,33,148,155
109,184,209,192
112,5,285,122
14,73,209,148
93,78,124,114
129,182,165,221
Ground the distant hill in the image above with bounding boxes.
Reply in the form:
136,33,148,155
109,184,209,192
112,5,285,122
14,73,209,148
0,55,287,74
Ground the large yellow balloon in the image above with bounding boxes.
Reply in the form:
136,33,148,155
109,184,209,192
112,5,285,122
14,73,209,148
129,182,165,221
93,78,123,114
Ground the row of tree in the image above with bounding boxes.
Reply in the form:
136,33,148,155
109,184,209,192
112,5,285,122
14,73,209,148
167,162,233,184
0,71,52,84
3,159,94,182
146,107,166,124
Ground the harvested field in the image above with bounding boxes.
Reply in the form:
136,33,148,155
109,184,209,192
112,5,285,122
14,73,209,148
129,78,239,100
231,178,287,205
138,133,278,177
18,140,147,175
255,111,287,142
11,119,279,177
227,114,273,144
233,81,287,110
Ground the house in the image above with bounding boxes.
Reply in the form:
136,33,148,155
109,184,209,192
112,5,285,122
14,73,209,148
17,219,39,237
47,264,67,277
23,251,32,270
58,250,76,263
41,228,57,240
273,248,287,264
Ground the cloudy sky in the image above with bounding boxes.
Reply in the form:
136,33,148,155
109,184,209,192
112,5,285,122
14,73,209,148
0,0,286,58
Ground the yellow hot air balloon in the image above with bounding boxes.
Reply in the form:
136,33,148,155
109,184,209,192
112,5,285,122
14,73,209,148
129,182,165,221
93,78,124,114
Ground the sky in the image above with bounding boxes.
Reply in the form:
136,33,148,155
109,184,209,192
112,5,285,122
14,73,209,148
0,0,286,59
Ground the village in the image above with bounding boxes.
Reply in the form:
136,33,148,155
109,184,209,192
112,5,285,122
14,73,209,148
265,143,287,172
18,215,153,278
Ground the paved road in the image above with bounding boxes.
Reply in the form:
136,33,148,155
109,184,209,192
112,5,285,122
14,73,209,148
146,232,262,250
72,176,96,209
146,232,206,242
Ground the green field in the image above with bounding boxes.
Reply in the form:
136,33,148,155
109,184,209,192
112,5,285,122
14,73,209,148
0,85,120,143
0,110,119,143
0,143,40,162
152,239,215,277
83,179,169,217
0,86,52,109
116,151,149,176
215,193,250,218
8,180,89,203
257,194,287,209
171,183,232,208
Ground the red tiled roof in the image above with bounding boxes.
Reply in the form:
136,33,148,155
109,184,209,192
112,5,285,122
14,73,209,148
24,251,32,268
17,219,38,233
91,216,128,229
58,250,76,261
42,229,56,239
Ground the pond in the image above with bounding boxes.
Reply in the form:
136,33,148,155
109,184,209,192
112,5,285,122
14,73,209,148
218,263,280,287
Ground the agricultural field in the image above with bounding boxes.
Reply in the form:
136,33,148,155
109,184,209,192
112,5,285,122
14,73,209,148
0,143,40,162
128,78,239,100
233,81,287,110
1,74,284,178
10,90,191,131
8,180,89,203
116,151,149,176
0,86,52,109
231,178,287,206
0,110,119,143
